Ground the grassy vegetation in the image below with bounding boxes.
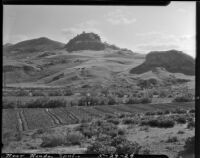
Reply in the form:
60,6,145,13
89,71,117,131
141,116,175,128
173,94,193,102
3,98,67,108
165,136,178,143
122,118,136,125
126,97,152,104
40,131,83,147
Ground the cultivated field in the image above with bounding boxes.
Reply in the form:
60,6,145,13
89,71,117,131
2,102,194,132
2,102,195,158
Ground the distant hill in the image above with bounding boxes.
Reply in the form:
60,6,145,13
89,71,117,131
130,50,195,76
4,37,65,54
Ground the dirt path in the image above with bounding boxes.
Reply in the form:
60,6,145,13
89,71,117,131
19,109,29,131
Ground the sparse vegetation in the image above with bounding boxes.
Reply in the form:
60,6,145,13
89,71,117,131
166,136,178,143
173,94,193,102
187,120,195,129
86,135,141,154
175,116,187,124
141,116,175,128
122,118,135,124
3,98,67,108
126,97,151,104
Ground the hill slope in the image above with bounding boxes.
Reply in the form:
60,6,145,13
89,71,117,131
130,50,195,76
4,37,65,54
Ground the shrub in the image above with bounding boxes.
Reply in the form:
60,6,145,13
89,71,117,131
140,148,151,154
166,136,178,143
156,111,164,115
177,130,184,134
25,98,66,108
126,97,140,104
183,136,195,153
164,110,170,115
32,91,46,96
40,134,65,147
3,99,17,108
15,89,29,96
110,136,141,154
173,95,193,102
145,111,156,116
115,140,141,154
107,119,120,125
172,108,187,114
45,99,66,108
126,97,151,104
117,128,126,136
66,132,83,145
63,89,73,96
159,90,168,98
107,96,116,105
122,118,135,125
48,90,63,96
140,97,152,104
86,142,116,154
118,113,126,118
189,109,195,113
141,117,175,128
187,120,195,129
175,116,187,124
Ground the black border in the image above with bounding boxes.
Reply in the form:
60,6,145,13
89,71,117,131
2,0,170,6
195,1,200,158
1,1,199,158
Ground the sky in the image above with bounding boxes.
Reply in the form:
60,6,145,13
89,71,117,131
3,2,196,57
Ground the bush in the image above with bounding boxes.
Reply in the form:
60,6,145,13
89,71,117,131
173,95,193,102
107,96,116,105
126,97,151,104
48,90,63,96
87,135,141,154
126,97,140,104
141,117,175,128
175,116,187,124
107,119,120,125
3,99,17,108
117,128,126,136
177,130,184,134
66,132,83,145
114,140,141,154
189,109,195,113
172,108,187,114
63,89,73,96
156,111,164,115
25,98,66,108
32,91,46,96
159,90,168,98
40,134,65,147
145,111,156,116
122,118,135,124
166,136,178,143
15,89,29,96
187,120,195,129
140,97,152,104
183,136,195,153
164,110,170,115
86,142,116,154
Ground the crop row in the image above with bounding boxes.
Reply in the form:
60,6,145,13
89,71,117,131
2,102,195,131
